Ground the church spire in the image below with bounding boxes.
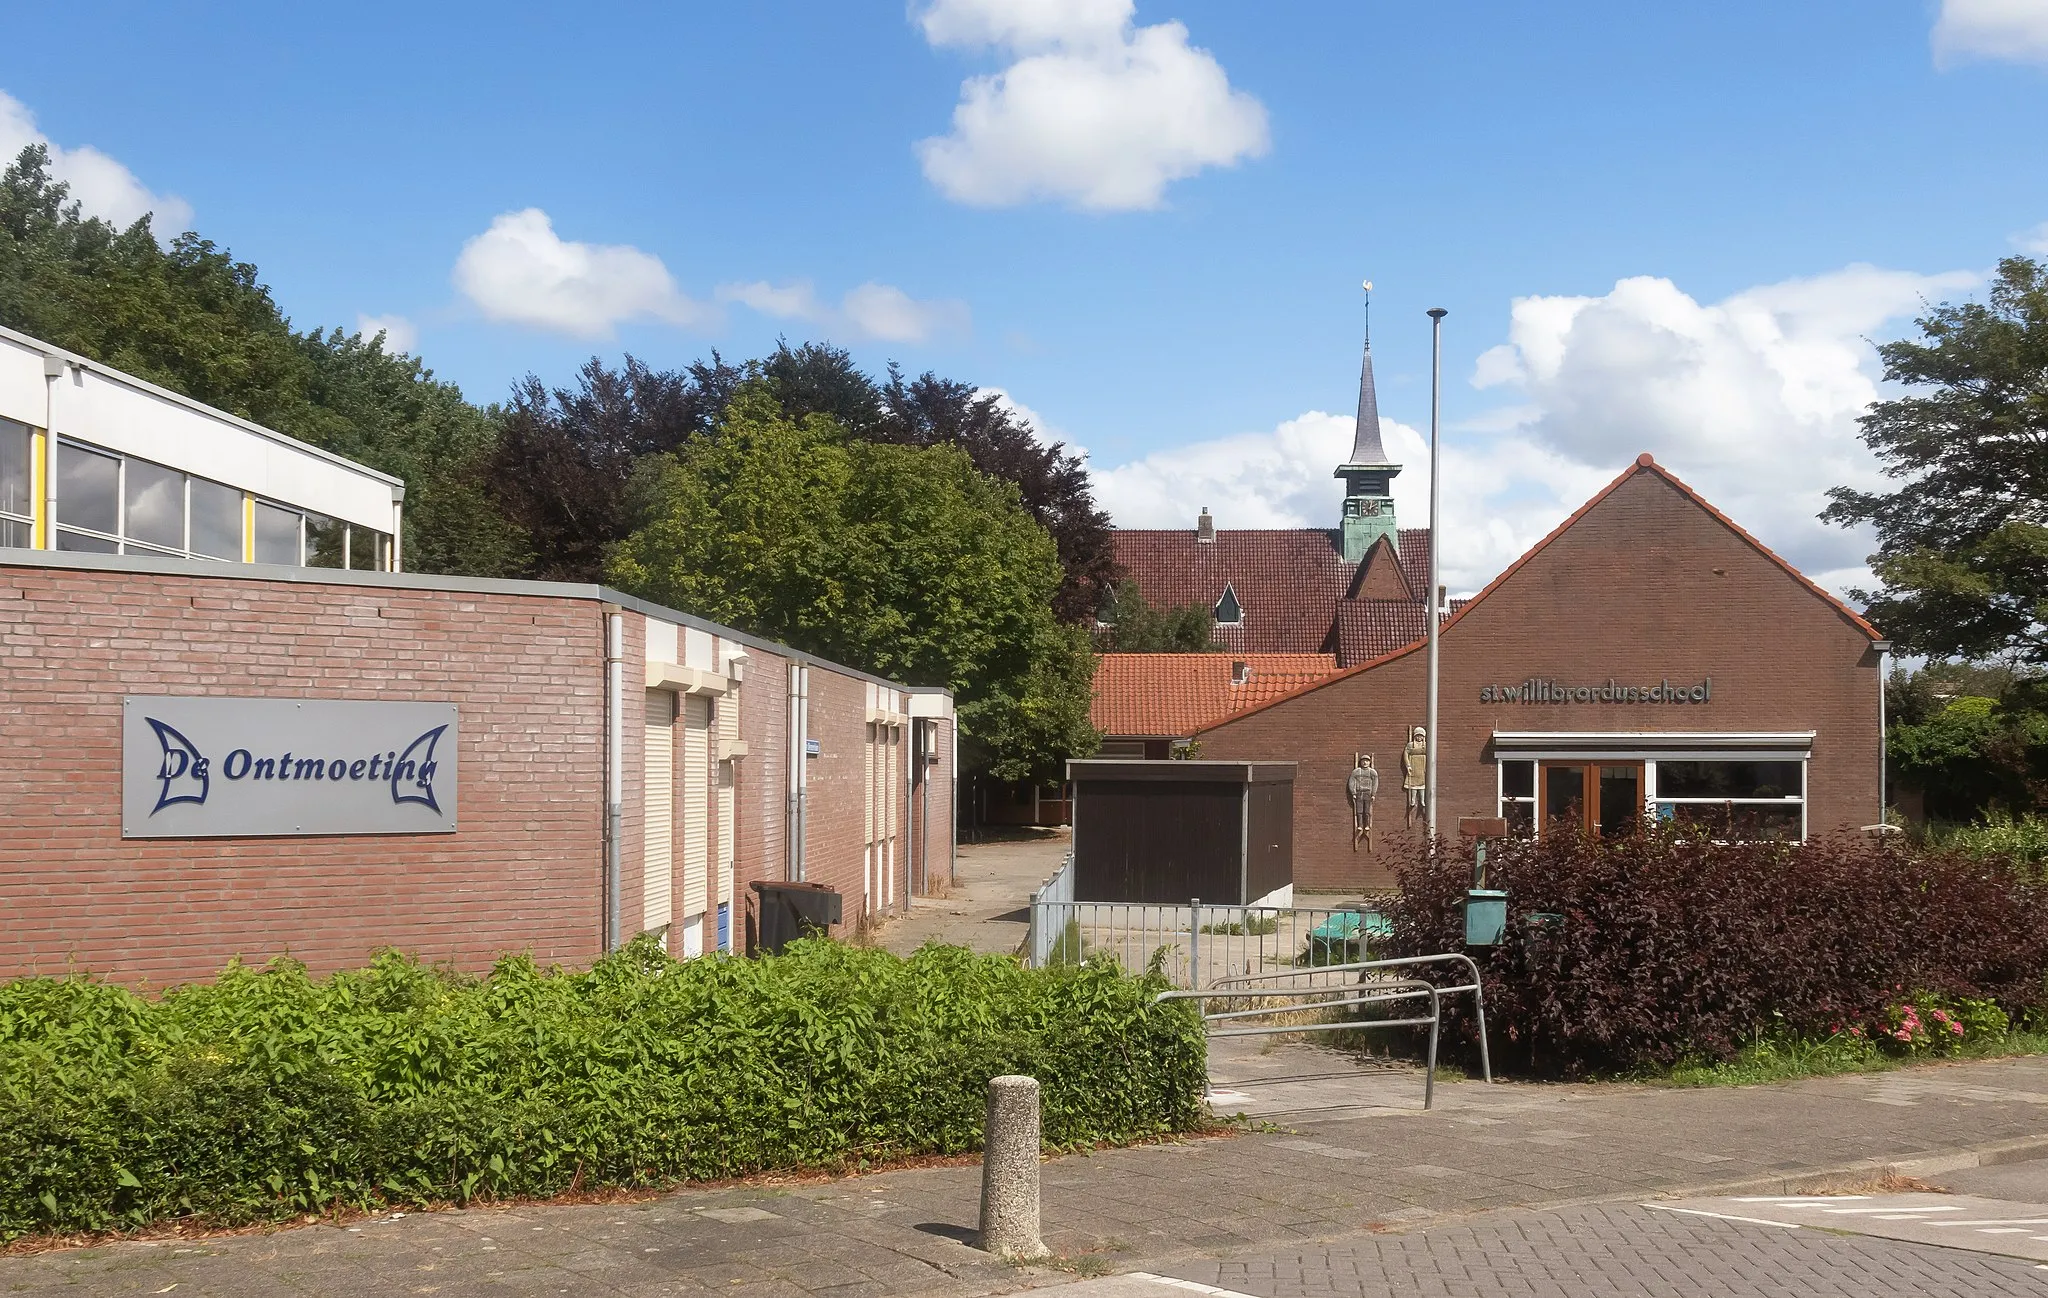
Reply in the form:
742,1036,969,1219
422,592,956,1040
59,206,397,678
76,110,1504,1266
1346,282,1390,466
1335,280,1401,563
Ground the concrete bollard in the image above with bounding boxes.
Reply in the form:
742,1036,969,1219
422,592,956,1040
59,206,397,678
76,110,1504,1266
977,1074,1049,1260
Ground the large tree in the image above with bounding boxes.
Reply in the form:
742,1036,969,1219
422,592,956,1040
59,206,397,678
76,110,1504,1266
607,384,1098,780
1824,256,2048,664
0,145,524,576
488,353,739,581
1094,580,1217,652
500,341,1119,617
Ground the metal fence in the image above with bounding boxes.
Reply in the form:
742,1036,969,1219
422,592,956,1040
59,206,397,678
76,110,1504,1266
1024,856,1391,990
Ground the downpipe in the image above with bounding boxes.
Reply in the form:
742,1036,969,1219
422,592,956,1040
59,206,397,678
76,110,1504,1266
603,608,624,951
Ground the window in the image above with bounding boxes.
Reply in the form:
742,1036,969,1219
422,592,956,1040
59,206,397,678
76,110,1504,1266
306,514,346,568
1653,759,1804,841
1499,755,1806,843
124,459,185,552
56,442,120,541
253,502,302,565
188,478,244,560
0,419,30,548
1214,583,1243,625
349,525,384,572
1498,760,1535,837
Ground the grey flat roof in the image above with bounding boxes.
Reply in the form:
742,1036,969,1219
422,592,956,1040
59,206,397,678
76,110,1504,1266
0,322,406,490
1067,759,1296,784
0,548,951,700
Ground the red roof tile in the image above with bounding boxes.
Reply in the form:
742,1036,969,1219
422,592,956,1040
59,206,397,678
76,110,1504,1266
1110,525,1435,663
1334,601,1431,663
1091,653,1341,737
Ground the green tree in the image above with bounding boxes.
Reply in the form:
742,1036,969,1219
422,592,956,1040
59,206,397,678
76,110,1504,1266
503,341,1120,616
608,385,1097,779
1095,580,1216,652
1823,257,2048,664
0,145,525,576
1887,663,2048,821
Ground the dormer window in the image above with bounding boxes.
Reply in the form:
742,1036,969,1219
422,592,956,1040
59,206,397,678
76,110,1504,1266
1214,583,1243,625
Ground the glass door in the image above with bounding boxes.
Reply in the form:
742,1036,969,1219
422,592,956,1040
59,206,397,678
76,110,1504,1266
1540,764,1589,838
1597,764,1643,838
1538,762,1644,838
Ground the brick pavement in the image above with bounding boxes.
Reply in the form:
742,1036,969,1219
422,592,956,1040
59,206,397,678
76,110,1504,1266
6,1051,2048,1298
1157,1203,2048,1297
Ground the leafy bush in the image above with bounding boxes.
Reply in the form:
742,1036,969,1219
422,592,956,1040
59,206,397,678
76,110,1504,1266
1932,814,2048,870
0,938,1205,1241
1382,827,2048,1077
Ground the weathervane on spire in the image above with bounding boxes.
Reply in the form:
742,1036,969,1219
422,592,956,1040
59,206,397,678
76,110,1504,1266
1335,278,1401,563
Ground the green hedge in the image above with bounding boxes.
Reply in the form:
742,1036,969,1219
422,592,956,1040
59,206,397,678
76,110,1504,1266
0,938,1207,1241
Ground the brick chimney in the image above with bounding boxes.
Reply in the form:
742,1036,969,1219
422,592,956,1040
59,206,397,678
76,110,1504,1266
1197,507,1215,544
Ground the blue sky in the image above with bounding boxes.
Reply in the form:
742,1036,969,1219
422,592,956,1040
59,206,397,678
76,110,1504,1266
4,1,2046,592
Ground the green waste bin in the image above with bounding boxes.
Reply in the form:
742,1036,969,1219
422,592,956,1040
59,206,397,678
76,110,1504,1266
1464,889,1507,947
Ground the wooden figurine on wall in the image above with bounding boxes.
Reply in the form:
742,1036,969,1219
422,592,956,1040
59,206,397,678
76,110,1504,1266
1403,725,1428,827
1346,753,1379,852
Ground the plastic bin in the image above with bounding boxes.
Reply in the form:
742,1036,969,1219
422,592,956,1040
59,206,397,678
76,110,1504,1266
749,880,844,955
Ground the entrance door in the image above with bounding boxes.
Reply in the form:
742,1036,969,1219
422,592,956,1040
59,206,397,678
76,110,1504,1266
1537,762,1644,838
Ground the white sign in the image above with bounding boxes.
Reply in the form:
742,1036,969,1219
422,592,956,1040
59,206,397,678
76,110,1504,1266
122,697,459,838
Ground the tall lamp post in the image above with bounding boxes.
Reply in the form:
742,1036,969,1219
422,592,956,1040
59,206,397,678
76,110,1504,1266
1425,307,1446,842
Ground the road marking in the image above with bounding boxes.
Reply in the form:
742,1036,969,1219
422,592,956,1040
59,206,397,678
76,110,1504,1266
1930,1219,2048,1227
1642,1204,1802,1229
1127,1272,1264,1298
1819,1205,1965,1215
1735,1196,1868,1203
1978,1228,2032,1234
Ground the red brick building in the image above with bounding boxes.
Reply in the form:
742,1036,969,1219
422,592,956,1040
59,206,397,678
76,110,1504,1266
1107,310,1433,667
1196,455,1887,892
0,552,955,985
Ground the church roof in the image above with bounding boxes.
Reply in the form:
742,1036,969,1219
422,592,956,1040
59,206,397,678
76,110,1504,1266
1333,600,1432,664
1108,524,1435,664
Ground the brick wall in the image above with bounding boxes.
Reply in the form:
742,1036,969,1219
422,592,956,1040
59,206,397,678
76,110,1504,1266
0,565,607,985
1200,469,1883,893
802,668,868,924
1,563,952,983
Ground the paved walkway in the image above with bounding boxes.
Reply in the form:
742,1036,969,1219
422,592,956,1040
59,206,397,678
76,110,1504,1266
880,831,1068,957
9,1050,2048,1297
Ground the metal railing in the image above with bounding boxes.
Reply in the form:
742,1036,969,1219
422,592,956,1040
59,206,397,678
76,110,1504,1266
1026,889,1386,989
1209,953,1494,1084
1158,978,1447,1108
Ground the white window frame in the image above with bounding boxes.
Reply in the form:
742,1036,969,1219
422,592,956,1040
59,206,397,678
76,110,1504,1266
1491,733,1813,843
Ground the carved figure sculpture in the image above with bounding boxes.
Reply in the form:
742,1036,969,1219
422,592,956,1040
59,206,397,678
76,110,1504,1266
1346,753,1379,852
1403,725,1428,827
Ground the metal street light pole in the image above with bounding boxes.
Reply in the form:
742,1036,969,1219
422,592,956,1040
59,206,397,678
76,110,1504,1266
1426,307,1447,843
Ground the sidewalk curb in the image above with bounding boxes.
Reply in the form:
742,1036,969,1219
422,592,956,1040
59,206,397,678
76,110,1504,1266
1639,1132,2048,1200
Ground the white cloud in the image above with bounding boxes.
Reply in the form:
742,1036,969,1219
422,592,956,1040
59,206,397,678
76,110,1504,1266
1933,0,2048,66
2016,220,2048,253
717,278,970,344
983,388,1066,444
355,313,418,355
912,0,1269,211
452,209,715,338
1092,261,1981,600
1466,264,1977,596
0,90,191,234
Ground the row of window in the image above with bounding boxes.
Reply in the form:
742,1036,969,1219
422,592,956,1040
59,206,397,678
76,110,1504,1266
0,420,390,569
1498,757,1806,842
